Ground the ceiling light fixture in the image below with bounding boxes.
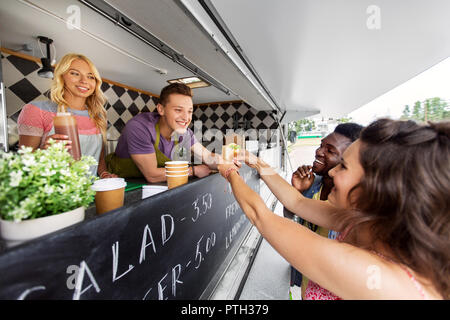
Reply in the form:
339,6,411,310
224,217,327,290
167,76,210,89
37,36,54,79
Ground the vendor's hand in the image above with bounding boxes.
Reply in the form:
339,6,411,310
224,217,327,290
193,164,211,178
99,171,118,179
233,158,242,169
291,165,314,192
43,135,72,150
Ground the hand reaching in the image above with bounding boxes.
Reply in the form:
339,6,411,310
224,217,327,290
239,150,259,169
218,161,241,180
100,171,118,179
193,164,212,178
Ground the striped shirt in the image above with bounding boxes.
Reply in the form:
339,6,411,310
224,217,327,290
17,100,102,176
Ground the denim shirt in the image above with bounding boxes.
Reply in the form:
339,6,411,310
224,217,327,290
300,175,339,240
301,175,323,199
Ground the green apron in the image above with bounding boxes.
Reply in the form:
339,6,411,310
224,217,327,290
106,120,177,178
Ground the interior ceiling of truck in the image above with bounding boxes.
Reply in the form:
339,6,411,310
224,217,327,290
1,0,450,121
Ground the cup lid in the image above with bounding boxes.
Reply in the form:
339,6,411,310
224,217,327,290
91,178,126,191
165,161,189,165
165,166,189,169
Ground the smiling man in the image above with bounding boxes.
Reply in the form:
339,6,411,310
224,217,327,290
287,123,364,239
285,122,363,299
293,123,364,209
107,83,221,182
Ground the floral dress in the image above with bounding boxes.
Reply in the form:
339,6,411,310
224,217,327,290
303,231,428,300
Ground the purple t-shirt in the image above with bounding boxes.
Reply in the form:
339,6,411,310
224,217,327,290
115,112,196,159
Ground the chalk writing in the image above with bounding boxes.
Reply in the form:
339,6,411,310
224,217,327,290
112,241,134,282
73,261,101,300
191,193,213,222
142,263,185,300
194,232,217,269
225,201,240,220
225,215,248,250
17,286,46,300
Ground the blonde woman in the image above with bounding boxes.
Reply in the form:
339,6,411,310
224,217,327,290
18,53,116,178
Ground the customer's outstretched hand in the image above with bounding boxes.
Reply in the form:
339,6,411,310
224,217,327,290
218,160,241,180
238,150,259,169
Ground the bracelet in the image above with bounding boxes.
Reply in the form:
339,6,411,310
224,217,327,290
224,167,239,181
99,171,109,178
191,165,195,177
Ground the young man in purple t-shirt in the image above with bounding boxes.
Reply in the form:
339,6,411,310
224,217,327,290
107,83,225,183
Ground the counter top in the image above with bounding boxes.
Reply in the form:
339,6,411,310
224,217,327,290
0,166,259,299
86,176,199,222
1,175,200,253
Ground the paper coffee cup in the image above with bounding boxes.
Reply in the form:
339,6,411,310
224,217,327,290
91,178,126,214
165,163,189,178
165,169,189,174
165,161,189,168
166,174,188,189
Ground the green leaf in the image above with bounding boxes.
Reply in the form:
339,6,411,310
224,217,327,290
0,141,98,221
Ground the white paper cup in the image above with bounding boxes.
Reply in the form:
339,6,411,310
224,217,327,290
91,178,126,191
91,178,126,214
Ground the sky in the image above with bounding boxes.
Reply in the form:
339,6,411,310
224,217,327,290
347,56,450,126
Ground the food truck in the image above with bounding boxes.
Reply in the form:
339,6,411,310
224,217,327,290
0,0,448,300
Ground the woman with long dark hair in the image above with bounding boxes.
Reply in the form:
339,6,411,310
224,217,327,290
219,118,449,299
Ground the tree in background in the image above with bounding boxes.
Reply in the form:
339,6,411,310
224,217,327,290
402,105,411,119
336,116,353,123
412,101,422,120
401,97,450,122
289,118,317,133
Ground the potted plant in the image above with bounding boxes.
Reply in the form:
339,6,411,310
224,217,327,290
0,140,97,246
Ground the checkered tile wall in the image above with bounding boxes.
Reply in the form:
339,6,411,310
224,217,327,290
1,51,159,145
194,102,278,132
1,51,279,148
192,102,279,145
101,82,159,140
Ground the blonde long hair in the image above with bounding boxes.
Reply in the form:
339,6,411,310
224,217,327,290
50,53,107,144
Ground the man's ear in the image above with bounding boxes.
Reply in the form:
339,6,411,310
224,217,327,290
156,103,164,116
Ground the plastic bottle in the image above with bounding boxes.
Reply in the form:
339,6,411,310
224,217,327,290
53,112,82,160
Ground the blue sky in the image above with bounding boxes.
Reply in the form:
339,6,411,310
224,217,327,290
348,57,450,126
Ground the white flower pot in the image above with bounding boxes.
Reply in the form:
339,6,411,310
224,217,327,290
0,207,85,247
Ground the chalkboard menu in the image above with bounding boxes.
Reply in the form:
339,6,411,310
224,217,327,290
0,165,259,299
